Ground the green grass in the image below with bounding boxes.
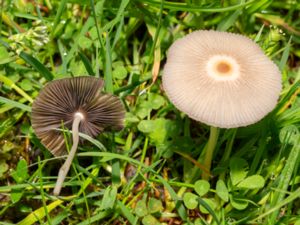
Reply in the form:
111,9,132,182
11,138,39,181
0,0,300,224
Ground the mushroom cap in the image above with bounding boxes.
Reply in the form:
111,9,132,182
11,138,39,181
31,76,125,156
162,30,282,128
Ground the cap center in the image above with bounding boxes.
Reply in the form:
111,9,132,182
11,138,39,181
206,55,240,81
216,61,231,74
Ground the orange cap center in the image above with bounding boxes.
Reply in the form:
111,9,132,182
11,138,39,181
207,55,240,81
216,61,232,75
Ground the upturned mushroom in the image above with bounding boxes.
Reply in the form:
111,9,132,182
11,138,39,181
162,30,282,179
31,76,125,195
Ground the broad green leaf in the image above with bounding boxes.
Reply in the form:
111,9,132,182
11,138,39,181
0,46,9,59
183,192,198,210
0,46,13,64
216,180,229,202
78,36,92,49
137,118,179,145
194,180,210,196
148,93,165,110
69,60,88,76
134,199,148,217
138,119,156,133
113,66,127,80
11,188,23,203
20,123,31,135
11,159,29,183
237,175,265,189
194,218,203,225
100,186,117,210
229,157,249,186
294,220,300,225
136,101,152,119
2,140,15,153
19,79,33,91
89,26,99,40
135,93,166,119
0,160,8,177
148,198,163,214
142,214,160,225
230,195,248,210
125,112,140,124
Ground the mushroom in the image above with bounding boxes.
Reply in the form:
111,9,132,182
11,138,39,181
162,30,282,179
31,76,125,195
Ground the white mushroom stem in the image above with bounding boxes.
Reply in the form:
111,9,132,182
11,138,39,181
53,112,84,196
202,126,219,180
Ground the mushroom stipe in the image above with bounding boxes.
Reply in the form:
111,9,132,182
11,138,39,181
31,76,125,195
53,112,83,195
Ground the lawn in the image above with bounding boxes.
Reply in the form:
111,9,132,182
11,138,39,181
0,0,300,224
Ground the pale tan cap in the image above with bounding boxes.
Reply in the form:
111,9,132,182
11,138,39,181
163,30,282,128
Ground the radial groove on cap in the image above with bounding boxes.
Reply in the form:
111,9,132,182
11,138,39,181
32,76,125,156
163,30,282,128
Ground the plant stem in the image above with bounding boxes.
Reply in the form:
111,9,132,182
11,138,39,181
202,126,219,180
53,112,83,196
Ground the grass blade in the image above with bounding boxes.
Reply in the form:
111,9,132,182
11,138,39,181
136,0,255,12
252,187,300,223
279,36,292,71
0,74,33,103
78,52,95,76
19,52,53,81
60,17,94,75
217,1,243,31
198,198,221,225
0,96,31,112
117,200,138,225
105,34,113,93
77,211,111,225
17,200,63,225
0,111,24,138
50,0,67,37
268,133,300,223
